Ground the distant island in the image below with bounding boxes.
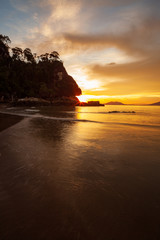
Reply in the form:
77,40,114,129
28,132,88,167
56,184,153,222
150,101,160,106
105,101,125,105
0,34,82,106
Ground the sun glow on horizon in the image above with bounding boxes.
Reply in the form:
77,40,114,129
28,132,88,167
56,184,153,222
76,93,160,104
77,95,89,102
69,68,101,91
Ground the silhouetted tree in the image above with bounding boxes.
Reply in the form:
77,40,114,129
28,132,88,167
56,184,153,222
50,51,60,61
23,48,35,63
12,47,23,61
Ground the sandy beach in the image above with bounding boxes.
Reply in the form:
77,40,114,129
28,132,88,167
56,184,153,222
0,106,160,240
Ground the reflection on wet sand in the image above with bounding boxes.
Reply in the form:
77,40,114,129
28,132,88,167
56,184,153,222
29,106,78,145
0,117,83,239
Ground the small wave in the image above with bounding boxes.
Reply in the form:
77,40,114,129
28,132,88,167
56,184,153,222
25,109,40,112
6,107,18,110
0,111,101,123
103,121,160,129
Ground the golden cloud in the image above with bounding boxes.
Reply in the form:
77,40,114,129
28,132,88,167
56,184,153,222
86,57,160,96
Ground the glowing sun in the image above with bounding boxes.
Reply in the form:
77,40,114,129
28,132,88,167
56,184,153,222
77,95,89,102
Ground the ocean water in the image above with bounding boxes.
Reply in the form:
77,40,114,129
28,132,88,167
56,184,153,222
0,105,160,240
1,105,160,126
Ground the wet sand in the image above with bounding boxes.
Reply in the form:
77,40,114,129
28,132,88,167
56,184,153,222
0,104,23,132
0,113,23,132
0,112,160,240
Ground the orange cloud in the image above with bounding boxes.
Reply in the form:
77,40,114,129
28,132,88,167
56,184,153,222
86,57,160,96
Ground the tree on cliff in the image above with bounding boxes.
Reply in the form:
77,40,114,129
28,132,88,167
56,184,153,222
23,48,35,63
12,47,23,61
0,34,82,101
0,34,11,58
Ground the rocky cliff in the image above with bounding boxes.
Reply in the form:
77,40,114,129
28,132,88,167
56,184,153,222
0,34,82,103
51,61,81,97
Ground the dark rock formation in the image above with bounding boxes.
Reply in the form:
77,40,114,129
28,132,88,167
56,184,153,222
52,63,82,97
108,111,135,113
14,97,50,106
52,96,80,106
13,96,80,107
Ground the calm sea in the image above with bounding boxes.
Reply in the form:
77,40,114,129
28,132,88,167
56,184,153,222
0,105,160,240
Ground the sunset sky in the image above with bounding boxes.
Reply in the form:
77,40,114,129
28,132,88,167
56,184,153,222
0,0,160,104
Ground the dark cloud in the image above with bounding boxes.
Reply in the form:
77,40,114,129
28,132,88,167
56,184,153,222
63,15,160,57
82,0,141,7
9,0,160,59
